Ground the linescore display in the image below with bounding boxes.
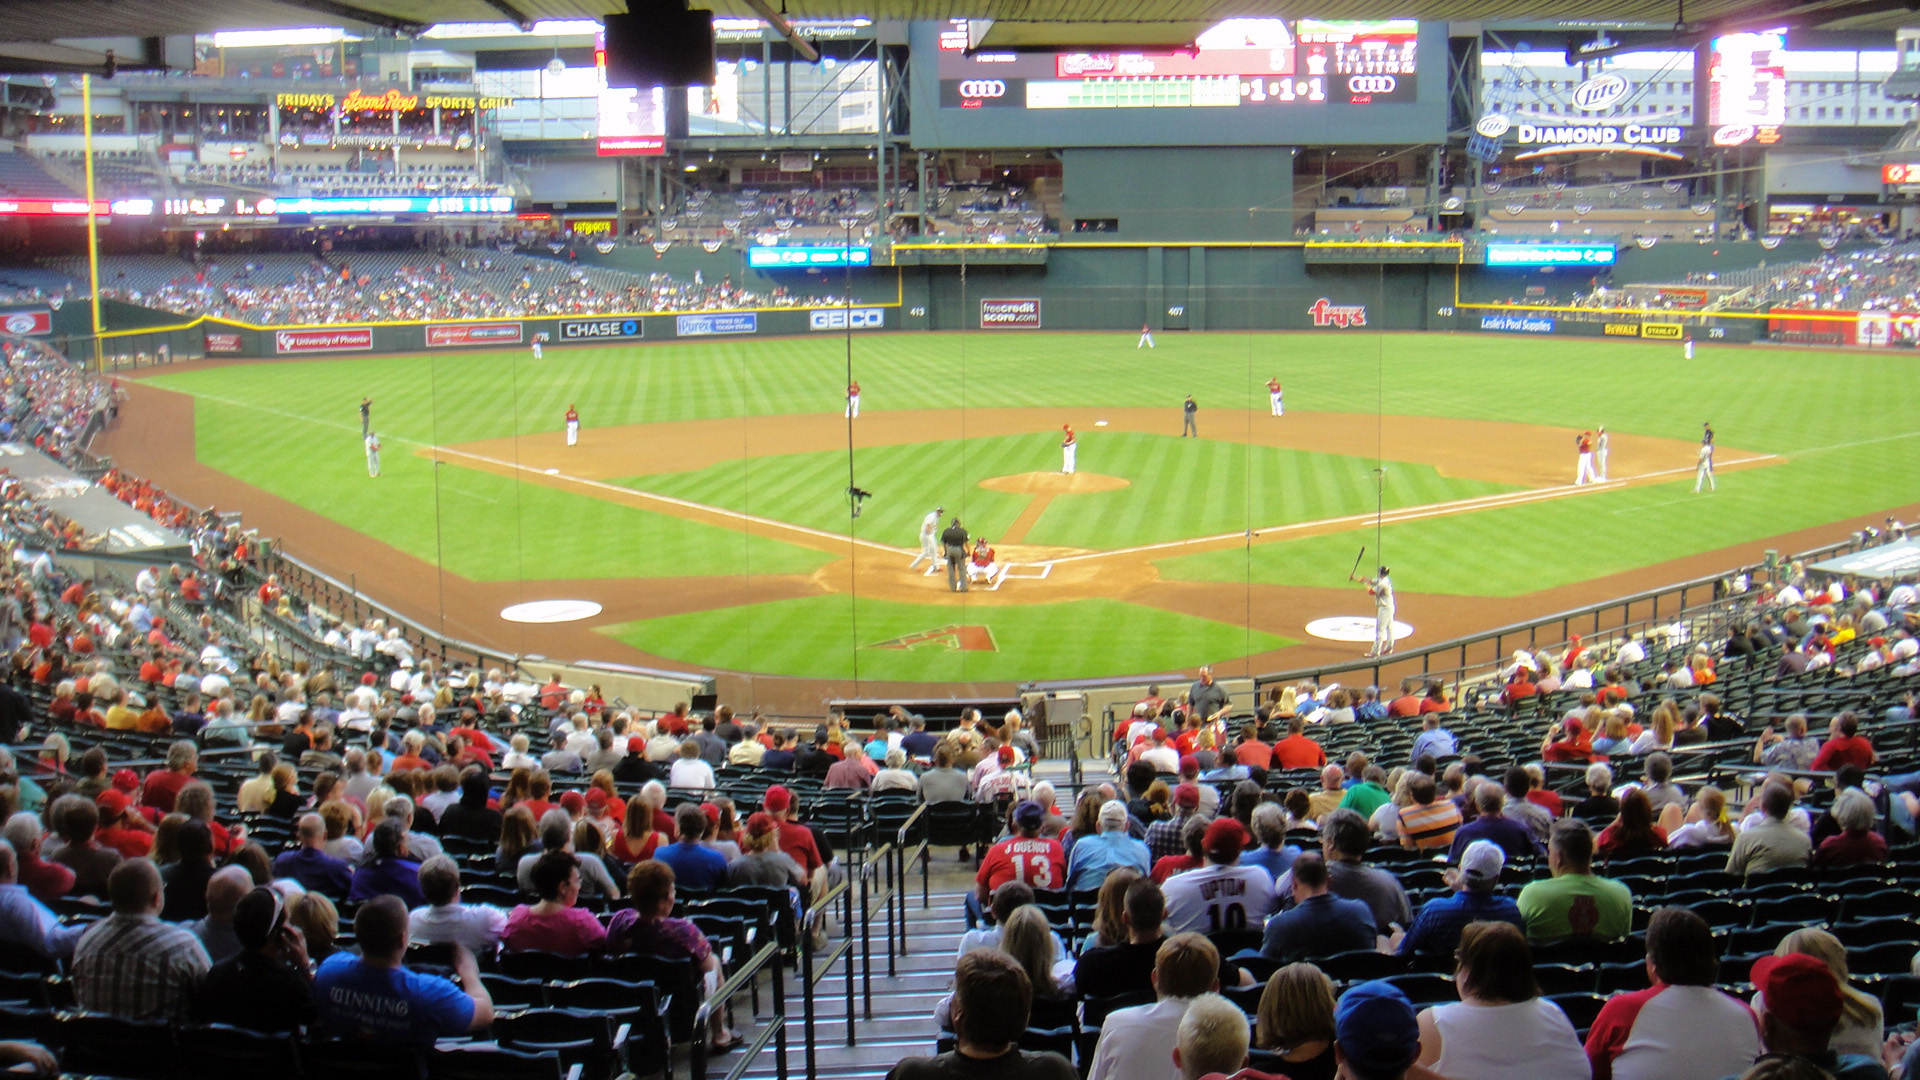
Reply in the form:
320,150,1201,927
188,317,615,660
1484,243,1617,267
747,246,873,268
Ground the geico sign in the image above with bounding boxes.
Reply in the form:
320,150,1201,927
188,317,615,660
809,308,885,331
958,80,1006,98
1516,123,1683,145
1346,75,1397,94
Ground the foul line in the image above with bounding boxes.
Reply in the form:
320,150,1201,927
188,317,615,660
429,444,914,559
1052,453,1783,566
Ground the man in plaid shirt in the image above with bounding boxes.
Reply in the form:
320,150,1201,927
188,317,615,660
1145,783,1208,861
74,858,209,1021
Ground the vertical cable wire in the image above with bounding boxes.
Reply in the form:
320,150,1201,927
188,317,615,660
843,220,860,688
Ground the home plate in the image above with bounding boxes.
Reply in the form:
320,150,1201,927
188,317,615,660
1306,616,1413,643
501,599,603,623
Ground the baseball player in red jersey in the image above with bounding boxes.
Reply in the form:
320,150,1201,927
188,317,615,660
846,380,860,418
1575,430,1596,485
1268,377,1284,416
964,801,1064,927
968,537,1003,588
565,405,580,447
1061,424,1076,474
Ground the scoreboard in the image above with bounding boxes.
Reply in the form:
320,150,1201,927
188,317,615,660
912,18,1444,147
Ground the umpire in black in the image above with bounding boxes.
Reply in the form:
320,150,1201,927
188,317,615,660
940,518,970,592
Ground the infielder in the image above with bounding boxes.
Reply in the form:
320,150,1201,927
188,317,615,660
1182,395,1197,437
909,505,945,571
364,432,381,477
1575,430,1597,486
565,404,580,447
1362,565,1395,657
1138,323,1155,348
1061,424,1076,474
967,537,1004,587
1594,426,1610,481
1695,422,1716,492
846,380,861,418
1268,378,1284,417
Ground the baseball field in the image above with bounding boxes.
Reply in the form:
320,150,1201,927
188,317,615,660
102,329,1920,692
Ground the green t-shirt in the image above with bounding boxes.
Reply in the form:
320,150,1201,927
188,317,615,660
1338,781,1391,820
1516,872,1633,941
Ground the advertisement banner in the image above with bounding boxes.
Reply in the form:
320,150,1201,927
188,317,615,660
1479,313,1555,333
675,313,758,336
204,331,245,354
1307,298,1367,328
1603,323,1639,336
1639,323,1684,339
1768,306,1856,343
557,318,643,342
274,328,372,354
426,322,524,347
0,310,51,336
980,298,1042,329
809,308,886,331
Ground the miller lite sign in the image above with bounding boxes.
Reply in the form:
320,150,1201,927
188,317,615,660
1308,298,1367,328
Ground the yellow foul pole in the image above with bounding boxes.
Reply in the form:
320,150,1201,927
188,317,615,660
81,74,103,371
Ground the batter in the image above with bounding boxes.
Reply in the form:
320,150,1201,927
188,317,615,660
1362,565,1395,657
909,505,945,572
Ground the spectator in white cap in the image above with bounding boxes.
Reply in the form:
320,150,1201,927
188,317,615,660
1394,840,1523,958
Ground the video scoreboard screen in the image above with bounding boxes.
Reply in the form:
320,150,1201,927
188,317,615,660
935,18,1417,112
1484,242,1617,267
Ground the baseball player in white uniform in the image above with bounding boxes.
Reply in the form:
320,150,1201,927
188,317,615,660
1575,431,1597,486
1268,378,1284,417
846,380,861,418
910,505,944,572
1061,425,1076,474
1694,442,1716,492
1138,323,1155,348
531,336,544,360
364,432,382,477
1363,566,1395,657
1684,333,1695,361
1594,426,1610,481
565,405,580,447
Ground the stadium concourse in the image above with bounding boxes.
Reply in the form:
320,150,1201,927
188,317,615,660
0,328,1913,1080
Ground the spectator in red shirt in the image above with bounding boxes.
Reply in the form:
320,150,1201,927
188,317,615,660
1502,668,1538,705
1386,678,1424,718
141,740,197,814
761,785,821,881
1233,723,1271,769
968,800,1065,928
1270,716,1328,771
94,791,154,858
1540,716,1593,764
1811,713,1877,773
1418,683,1452,714
3,812,73,904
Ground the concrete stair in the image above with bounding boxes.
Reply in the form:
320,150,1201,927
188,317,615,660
737,759,1097,1080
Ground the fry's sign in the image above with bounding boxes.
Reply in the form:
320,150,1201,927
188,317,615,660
1308,298,1367,328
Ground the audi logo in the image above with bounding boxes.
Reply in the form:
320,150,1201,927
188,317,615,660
1346,75,1397,94
958,80,1007,99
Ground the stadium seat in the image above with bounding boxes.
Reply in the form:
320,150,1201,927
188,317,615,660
429,1044,577,1080
179,1022,303,1079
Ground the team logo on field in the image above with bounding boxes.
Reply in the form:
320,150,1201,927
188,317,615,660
868,625,998,651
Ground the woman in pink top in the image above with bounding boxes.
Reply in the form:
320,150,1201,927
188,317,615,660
502,849,608,956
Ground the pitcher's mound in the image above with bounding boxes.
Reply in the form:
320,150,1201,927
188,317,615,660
979,471,1130,495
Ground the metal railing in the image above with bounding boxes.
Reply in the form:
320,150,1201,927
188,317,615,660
1253,531,1878,699
799,874,855,1069
693,938,788,1080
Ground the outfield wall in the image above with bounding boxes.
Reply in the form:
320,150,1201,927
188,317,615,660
71,234,1856,361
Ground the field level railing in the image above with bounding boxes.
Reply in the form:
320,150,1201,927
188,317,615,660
1251,531,1884,702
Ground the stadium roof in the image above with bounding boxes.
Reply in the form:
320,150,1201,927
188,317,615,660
0,0,1913,70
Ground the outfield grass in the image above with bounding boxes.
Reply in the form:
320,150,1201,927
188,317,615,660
624,432,1516,551
146,330,1920,677
598,595,1292,681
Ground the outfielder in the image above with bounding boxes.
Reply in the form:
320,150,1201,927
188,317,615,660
1683,333,1695,361
909,505,944,571
1575,430,1597,486
1361,566,1395,657
968,537,1004,587
364,432,382,477
1268,378,1284,417
532,336,544,360
1061,425,1076,474
1695,423,1716,493
846,380,861,418
1594,426,1610,481
1138,323,1155,348
565,404,580,447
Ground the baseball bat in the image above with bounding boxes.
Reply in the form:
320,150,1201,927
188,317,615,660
1348,546,1367,582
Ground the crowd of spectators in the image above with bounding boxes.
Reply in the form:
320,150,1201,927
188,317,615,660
1757,244,1920,312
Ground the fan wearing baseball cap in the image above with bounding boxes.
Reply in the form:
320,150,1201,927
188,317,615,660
1333,981,1423,1080
967,801,1065,930
760,786,823,880
1394,840,1524,959
1732,953,1888,1080
1145,783,1208,862
1162,818,1273,936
